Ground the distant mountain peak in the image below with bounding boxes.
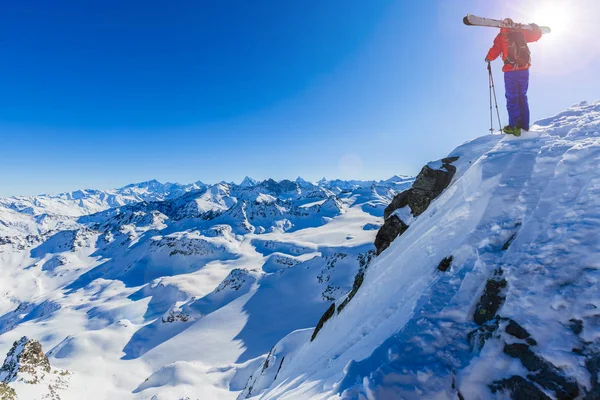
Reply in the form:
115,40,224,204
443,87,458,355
240,176,259,187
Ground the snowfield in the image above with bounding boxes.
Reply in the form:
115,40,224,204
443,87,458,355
1,101,599,400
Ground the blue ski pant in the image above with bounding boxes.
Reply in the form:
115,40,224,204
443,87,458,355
504,69,530,130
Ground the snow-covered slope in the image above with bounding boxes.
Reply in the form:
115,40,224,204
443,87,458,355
0,174,411,399
245,101,600,400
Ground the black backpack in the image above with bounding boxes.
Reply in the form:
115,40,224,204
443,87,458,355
505,31,531,68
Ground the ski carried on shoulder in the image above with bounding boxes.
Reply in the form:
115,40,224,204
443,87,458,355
463,14,551,34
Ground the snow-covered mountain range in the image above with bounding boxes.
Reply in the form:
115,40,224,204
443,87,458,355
1,101,599,400
0,173,412,399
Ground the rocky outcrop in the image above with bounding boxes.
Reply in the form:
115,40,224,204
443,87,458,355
374,216,408,255
0,337,50,384
473,269,507,326
214,268,254,293
375,156,459,255
503,343,579,399
490,376,551,400
437,256,453,272
468,317,580,399
383,156,459,220
0,337,70,399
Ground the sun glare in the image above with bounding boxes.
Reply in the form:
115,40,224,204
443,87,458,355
530,2,573,35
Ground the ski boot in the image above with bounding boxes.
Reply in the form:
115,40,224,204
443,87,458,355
503,125,522,137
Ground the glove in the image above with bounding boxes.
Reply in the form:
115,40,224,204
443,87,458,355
485,57,490,63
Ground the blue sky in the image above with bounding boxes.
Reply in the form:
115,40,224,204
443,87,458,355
1,0,599,196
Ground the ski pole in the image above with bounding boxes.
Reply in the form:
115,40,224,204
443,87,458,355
488,62,494,133
488,62,503,133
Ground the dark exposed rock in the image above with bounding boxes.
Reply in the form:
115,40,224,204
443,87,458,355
383,157,459,220
273,356,285,382
311,303,335,342
437,256,453,272
569,319,583,335
161,312,190,323
502,233,518,250
503,343,580,399
383,190,410,220
259,179,298,195
490,376,551,400
474,270,507,326
337,251,375,314
376,157,459,256
505,319,532,340
469,317,537,353
374,216,408,255
504,343,545,370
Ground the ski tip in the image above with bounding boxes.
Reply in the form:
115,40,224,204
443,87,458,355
463,15,473,26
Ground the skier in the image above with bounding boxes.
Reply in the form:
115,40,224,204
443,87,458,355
484,19,543,136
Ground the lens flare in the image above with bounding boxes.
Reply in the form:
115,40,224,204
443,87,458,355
530,2,572,35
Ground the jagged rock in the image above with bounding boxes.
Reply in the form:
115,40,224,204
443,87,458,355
374,216,408,255
490,376,551,400
0,337,50,384
569,319,583,335
505,319,532,340
437,256,453,272
376,156,459,255
474,269,507,325
383,156,459,220
504,343,579,399
0,336,69,399
468,317,536,353
311,303,335,342
214,269,253,293
161,311,190,323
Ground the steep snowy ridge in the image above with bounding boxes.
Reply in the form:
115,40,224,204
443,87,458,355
246,101,600,400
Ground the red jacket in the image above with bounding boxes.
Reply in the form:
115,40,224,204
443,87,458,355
486,27,543,72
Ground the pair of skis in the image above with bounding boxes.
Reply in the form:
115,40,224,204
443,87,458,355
463,15,551,34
